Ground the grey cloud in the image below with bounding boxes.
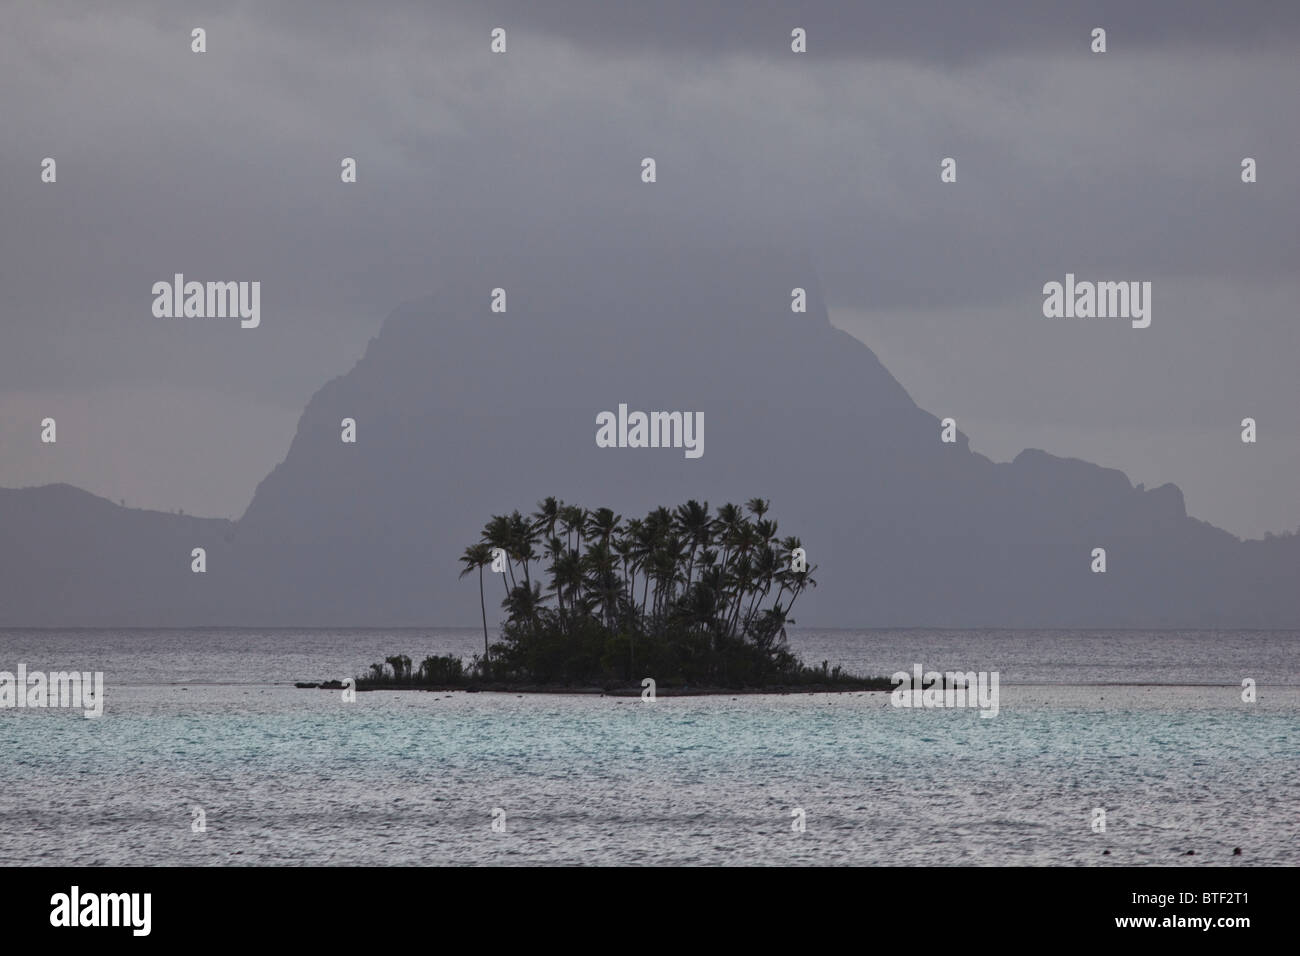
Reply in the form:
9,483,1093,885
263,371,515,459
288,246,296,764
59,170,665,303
1,1,1296,538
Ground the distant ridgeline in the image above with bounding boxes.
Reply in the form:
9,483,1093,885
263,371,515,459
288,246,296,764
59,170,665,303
355,498,890,692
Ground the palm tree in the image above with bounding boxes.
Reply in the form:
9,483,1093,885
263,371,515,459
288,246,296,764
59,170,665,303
459,543,494,657
612,531,637,612
458,497,833,688
629,516,657,615
715,502,744,573
725,520,763,636
559,504,586,554
648,534,685,622
582,540,624,629
542,534,570,627
508,510,538,591
504,581,544,638
483,514,515,595
385,654,412,682
674,499,712,591
553,549,584,629
772,535,817,622
743,544,780,633
533,496,561,541
585,507,621,549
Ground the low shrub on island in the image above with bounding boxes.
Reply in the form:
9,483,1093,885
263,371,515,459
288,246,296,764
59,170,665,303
354,498,891,692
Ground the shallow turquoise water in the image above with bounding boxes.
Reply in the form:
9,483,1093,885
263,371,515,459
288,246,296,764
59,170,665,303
2,678,1295,865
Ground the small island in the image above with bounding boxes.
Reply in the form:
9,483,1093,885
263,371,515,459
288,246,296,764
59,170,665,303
304,498,893,695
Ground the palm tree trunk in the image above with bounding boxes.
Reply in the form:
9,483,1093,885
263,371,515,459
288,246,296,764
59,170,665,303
478,565,489,658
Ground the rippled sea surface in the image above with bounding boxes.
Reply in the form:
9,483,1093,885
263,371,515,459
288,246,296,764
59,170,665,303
1,628,1296,865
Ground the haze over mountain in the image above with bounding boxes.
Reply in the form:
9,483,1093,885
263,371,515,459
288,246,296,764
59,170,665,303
2,236,1296,628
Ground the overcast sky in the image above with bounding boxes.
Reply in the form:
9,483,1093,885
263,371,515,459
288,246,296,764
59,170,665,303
2,0,1297,538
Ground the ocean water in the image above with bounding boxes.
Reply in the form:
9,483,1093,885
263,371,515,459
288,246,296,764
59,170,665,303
1,628,1296,866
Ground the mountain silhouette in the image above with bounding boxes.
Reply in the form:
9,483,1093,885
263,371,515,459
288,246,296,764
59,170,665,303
3,237,1297,627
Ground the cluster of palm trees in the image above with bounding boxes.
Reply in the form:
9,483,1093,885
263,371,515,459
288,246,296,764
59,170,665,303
459,497,818,684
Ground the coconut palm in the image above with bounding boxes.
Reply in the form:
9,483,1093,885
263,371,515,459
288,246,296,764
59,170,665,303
584,507,621,549
674,499,712,590
458,542,494,657
483,514,515,595
385,654,412,682
559,504,586,554
533,496,561,542
457,497,848,689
